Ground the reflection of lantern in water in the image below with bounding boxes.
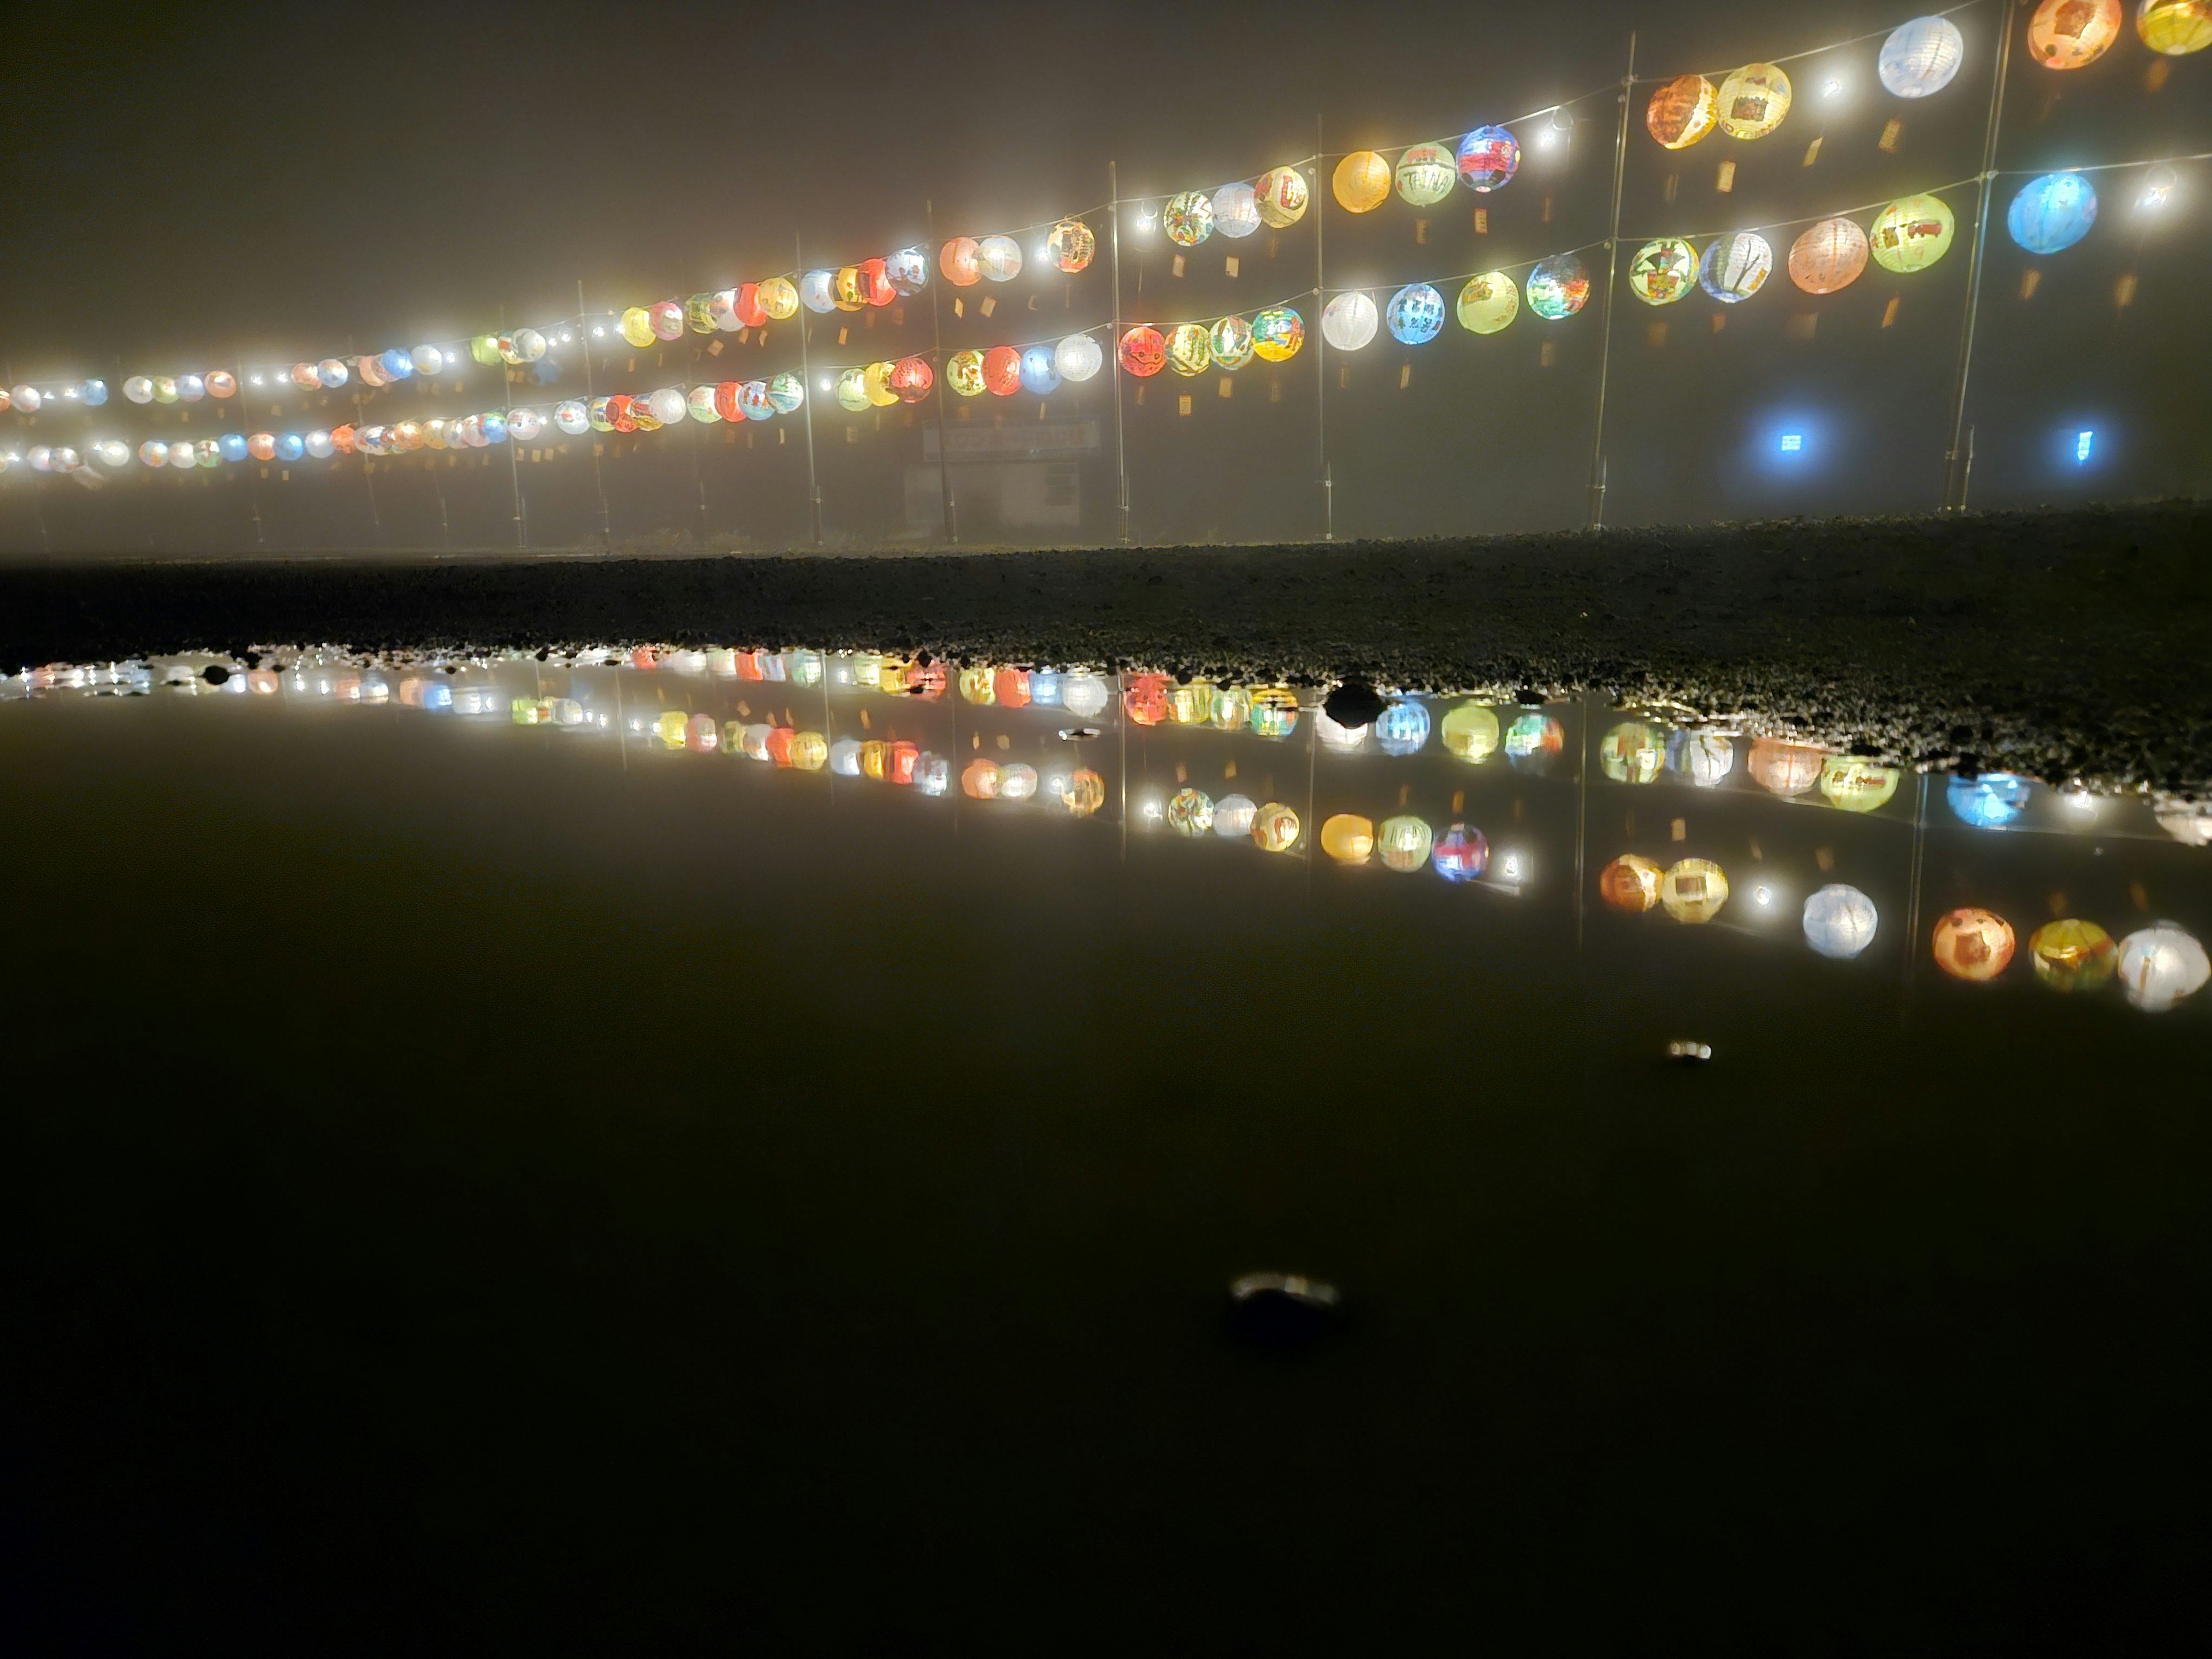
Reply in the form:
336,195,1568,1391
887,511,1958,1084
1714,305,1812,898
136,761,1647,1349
686,714,719,752
1378,815,1433,872
1441,703,1501,762
1063,674,1109,718
992,667,1030,707
1505,713,1565,772
1122,674,1169,725
1321,814,1375,863
887,741,921,786
1933,908,2016,980
1600,854,1665,912
1948,772,2031,828
1646,74,1719,149
1716,62,1791,138
2138,0,2212,54
828,738,863,776
999,762,1038,801
2029,918,2116,991
790,732,828,771
1210,685,1252,729
2116,925,2209,1011
915,753,950,796
1804,885,1880,959
1029,672,1063,707
1316,710,1367,751
1214,794,1258,837
1060,768,1106,817
1661,858,1729,922
653,711,688,749
1250,688,1300,737
962,759,1002,798
1668,730,1734,787
1168,681,1215,724
955,666,995,703
1167,787,1214,835
1749,737,1825,796
860,738,888,778
2029,0,2122,67
1374,700,1431,756
1819,756,1901,813
1432,823,1488,881
1253,802,1301,852
1600,721,1664,783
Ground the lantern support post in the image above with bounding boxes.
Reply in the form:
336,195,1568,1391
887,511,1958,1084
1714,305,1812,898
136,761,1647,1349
795,234,824,548
350,365,382,545
1586,30,1635,532
1943,7,2015,514
1315,119,1332,543
677,267,709,546
577,281,612,550
1108,160,1130,546
925,200,959,546
234,338,266,547
497,305,528,551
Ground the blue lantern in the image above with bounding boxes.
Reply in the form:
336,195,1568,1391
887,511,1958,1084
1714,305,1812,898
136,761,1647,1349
380,348,415,380
1385,283,1446,345
1431,823,1489,881
1504,711,1565,772
1374,699,1432,756
274,433,306,461
2006,173,2098,256
1947,772,2032,829
1456,125,1520,192
480,412,509,444
1803,884,1880,959
1020,344,1062,395
218,433,248,463
81,379,108,407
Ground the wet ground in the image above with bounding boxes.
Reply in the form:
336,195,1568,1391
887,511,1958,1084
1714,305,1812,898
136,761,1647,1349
5,645,2209,1647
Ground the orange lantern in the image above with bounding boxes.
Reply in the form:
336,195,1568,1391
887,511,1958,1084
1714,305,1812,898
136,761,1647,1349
735,282,769,328
1646,75,1719,149
1788,218,1870,294
1600,854,1665,912
940,237,983,286
982,345,1022,396
1118,325,1166,377
1331,150,1392,213
713,381,743,422
1933,907,2016,980
961,759,1002,799
1748,737,1825,796
889,356,934,403
993,668,1031,708
1122,673,1170,725
2028,0,2123,67
858,257,896,307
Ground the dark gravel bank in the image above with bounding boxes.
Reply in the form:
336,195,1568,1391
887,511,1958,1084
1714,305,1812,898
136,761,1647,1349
3,501,2207,787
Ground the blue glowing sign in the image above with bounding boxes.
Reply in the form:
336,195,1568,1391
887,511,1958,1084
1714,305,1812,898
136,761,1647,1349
1778,433,1803,453
2075,429,2094,464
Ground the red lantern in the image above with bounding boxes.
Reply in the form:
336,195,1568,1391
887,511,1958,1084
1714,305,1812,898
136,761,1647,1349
902,660,948,699
858,257,896,308
608,395,638,434
993,668,1030,709
1118,325,1166,378
767,727,796,767
735,282,768,329
733,649,767,681
940,237,982,286
982,345,1022,396
713,381,743,422
330,425,357,455
1122,673,1170,726
889,356,935,403
888,740,921,786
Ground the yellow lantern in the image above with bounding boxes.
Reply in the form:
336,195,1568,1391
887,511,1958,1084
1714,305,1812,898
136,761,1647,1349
1600,854,1664,912
1166,323,1212,377
1377,815,1433,873
2029,0,2123,66
956,667,995,703
1332,150,1392,213
1870,194,1956,272
1788,218,1870,295
653,710,688,749
1320,813,1375,863
619,306,656,349
1441,702,1501,762
1456,272,1518,335
1255,164,1310,227
1716,62,1792,139
863,361,900,408
1252,802,1302,853
2138,0,2212,54
860,740,888,779
1933,908,2015,980
756,276,799,320
1818,756,1901,813
789,731,828,771
1660,858,1730,923
2029,918,2118,991
1646,74,1719,149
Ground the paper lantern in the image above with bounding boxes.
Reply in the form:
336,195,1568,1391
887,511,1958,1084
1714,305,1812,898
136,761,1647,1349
1934,908,2015,980
94,440,129,467
1252,802,1302,853
1019,345,1060,395
2029,918,2117,991
1948,771,2031,828
131,441,161,467
1525,256,1589,320
947,349,987,397
978,235,1023,280
123,376,154,404
1167,323,1213,377
275,433,306,461
961,758,1001,799
1321,813,1375,863
768,372,805,412
889,356,935,403
1819,756,1901,813
552,400,589,435
730,380,768,422
1628,238,1698,305
1166,787,1214,835
1377,816,1434,873
1739,740,1820,797
1212,182,1261,238
618,307,654,347
1788,218,1870,294
834,368,871,412
1059,768,1106,818
2008,173,2099,254
955,666,995,704
1717,63,1792,138
757,276,798,320
1600,853,1664,912
1332,150,1392,213
1055,333,1103,382
1387,283,1446,344
207,369,241,401
992,762,1034,801
172,373,204,402
1647,75,1719,148
2030,0,2123,66
1252,308,1304,361
1505,712,1564,771
1456,125,1520,191
1457,271,1520,334
1214,794,1259,838
982,344,1023,396
1053,673,1103,718
1168,681,1217,724
1209,315,1255,370
7,384,41,413
1374,699,1432,755
1431,823,1488,881
218,433,249,461
405,344,444,377
1322,291,1379,350
1600,721,1664,783
1870,194,1956,272
940,239,982,288
1047,219,1096,272
507,328,548,363
833,267,866,311
1209,686,1252,729
315,358,347,388
1316,710,1367,751
644,388,683,426
797,270,835,314
709,381,741,422
858,363,897,407
884,247,929,297
1660,858,1729,923
1162,191,1214,246
156,375,183,402
856,259,896,308
507,407,547,441
1119,325,1166,377
647,300,685,340
684,386,721,425
2117,924,2210,1010
1794,884,1880,959
1880,17,1966,96
1255,164,1310,227
1395,141,1458,206
1440,702,1500,762
1249,687,1300,737
2139,0,2212,52
707,289,741,331
304,429,336,459
1699,232,1773,302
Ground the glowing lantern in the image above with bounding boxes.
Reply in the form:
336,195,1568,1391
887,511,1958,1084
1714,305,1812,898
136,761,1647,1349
994,762,1035,801
2029,918,2117,990
833,267,866,311
1881,17,1966,96
1934,908,2016,980
1457,271,1520,334
884,247,930,296
946,349,987,397
505,328,548,364
1211,181,1261,239
411,345,446,376
1168,682,1217,725
1210,686,1252,729
1321,814,1376,863
1787,218,1870,295
2030,0,2123,66
1793,884,1880,959
797,271,835,314
1661,858,1729,922
1059,768,1106,818
1252,802,1302,853
508,408,546,441
1441,702,1501,762
1505,712,1564,771
686,387,722,424
982,345,1023,396
647,301,684,341
1455,126,1520,191
2008,173,2099,253
1209,315,1255,370
710,381,742,422
218,433,249,462
1255,165,1310,226
889,356,935,404
646,387,685,425
1033,219,1096,279
940,238,982,286
738,380,775,421
284,363,316,391
1374,699,1432,755
1252,308,1304,361
707,289,741,331
960,757,1002,800
1377,815,1433,872
2138,0,2212,52
1214,794,1259,838
1062,673,1109,717
1020,345,1060,395
1121,673,1169,725
985,667,1027,707
1160,191,1213,247
1049,333,1101,383
1316,710,1367,751
1166,787,1214,835
1526,256,1590,319
1600,721,1664,783
1431,823,1488,881
1948,772,2031,828
1628,238,1699,307
1819,756,1901,812
1743,737,1821,795
1332,151,1392,214
1647,75,1719,148
247,432,278,461
1870,195,1956,272
1601,854,1664,912
619,307,655,347
1699,232,1773,302
94,440,129,468
209,370,241,400
955,666,995,704
1387,283,1446,345
1717,63,1792,138
123,376,154,403
1250,688,1300,736
1395,141,1459,206
758,276,799,320
1323,292,1379,351
978,236,1023,280
2117,924,2209,1011
155,375,183,402
1167,323,1213,377
856,259,896,308
834,368,872,412
1119,325,1167,377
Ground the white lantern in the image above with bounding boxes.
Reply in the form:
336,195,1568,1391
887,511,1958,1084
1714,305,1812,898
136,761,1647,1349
1803,884,1880,959
1054,333,1103,382
1211,180,1261,238
304,430,334,459
647,387,685,426
411,345,446,376
1321,291,1380,351
554,400,589,435
507,407,546,442
124,375,155,404
2116,925,2209,1012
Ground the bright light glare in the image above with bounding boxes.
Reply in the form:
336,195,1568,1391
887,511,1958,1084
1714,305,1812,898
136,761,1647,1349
1753,884,1773,907
1779,433,1803,453
1822,77,1843,98
1500,854,1522,881
2076,429,2094,464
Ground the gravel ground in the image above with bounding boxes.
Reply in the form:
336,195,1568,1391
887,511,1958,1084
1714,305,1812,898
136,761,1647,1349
3,500,2207,789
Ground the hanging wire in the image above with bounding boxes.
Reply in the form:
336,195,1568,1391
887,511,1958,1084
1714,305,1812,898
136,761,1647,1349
1634,0,1993,84
1320,239,1613,297
1323,89,1623,167
1621,173,1984,244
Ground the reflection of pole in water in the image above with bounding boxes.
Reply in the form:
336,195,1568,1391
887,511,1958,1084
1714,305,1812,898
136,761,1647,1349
1574,698,1589,952
1903,769,1929,991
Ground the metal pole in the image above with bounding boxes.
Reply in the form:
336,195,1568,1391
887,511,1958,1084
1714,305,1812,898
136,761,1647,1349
678,262,708,546
578,281,612,550
796,233,823,547
1108,161,1130,545
1943,8,2015,513
1586,31,1636,531
1314,123,1332,543
498,305,527,551
235,338,266,547
925,199,959,544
